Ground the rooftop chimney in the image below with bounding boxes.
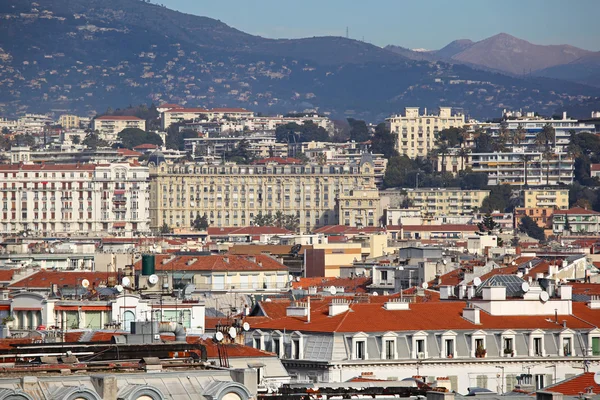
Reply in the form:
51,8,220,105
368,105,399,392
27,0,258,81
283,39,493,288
383,298,410,310
463,305,480,324
329,298,350,316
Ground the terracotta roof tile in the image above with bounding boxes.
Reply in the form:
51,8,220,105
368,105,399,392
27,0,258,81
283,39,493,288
10,271,117,289
0,269,15,282
292,277,371,293
208,226,293,236
554,207,600,216
134,254,287,272
543,372,600,395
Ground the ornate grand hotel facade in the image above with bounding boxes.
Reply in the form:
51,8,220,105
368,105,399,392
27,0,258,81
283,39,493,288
148,153,380,232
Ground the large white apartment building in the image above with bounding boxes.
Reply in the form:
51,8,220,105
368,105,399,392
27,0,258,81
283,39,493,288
470,151,574,186
405,188,490,217
161,107,254,130
386,107,465,158
0,163,150,236
92,116,146,142
490,111,595,152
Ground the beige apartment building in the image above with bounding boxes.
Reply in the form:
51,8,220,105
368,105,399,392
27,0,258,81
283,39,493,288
405,188,490,217
524,188,569,210
149,157,379,232
337,189,381,227
92,116,146,142
386,107,465,158
58,114,80,130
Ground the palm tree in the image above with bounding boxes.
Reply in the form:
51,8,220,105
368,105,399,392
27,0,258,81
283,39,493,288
435,142,450,173
542,149,554,186
511,124,526,146
499,120,510,144
518,154,532,187
535,123,555,151
458,147,471,171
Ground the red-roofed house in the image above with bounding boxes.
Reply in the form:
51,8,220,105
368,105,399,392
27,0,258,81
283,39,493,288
553,207,600,235
133,143,159,153
243,285,600,393
591,164,600,179
541,372,600,395
161,107,210,129
92,115,146,142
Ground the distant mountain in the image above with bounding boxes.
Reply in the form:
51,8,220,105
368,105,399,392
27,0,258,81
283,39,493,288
0,1,599,120
449,33,593,75
534,53,600,88
384,45,438,61
435,39,474,59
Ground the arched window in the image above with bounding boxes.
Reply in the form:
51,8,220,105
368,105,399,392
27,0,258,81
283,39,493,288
123,310,135,332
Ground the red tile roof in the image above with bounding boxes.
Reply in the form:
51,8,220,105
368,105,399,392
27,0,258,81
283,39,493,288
0,164,97,171
158,335,275,358
250,299,599,333
400,225,479,232
570,283,600,296
590,164,600,172
542,372,600,395
554,207,600,215
95,115,143,121
134,254,288,272
10,271,116,289
165,108,209,113
0,338,35,350
117,148,143,157
211,108,251,113
228,244,313,255
208,226,293,236
253,157,303,165
133,143,159,150
0,269,15,283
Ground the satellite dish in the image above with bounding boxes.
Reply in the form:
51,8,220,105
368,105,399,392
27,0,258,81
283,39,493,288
442,259,447,265
288,274,294,282
521,282,530,292
422,282,429,289
115,285,124,293
594,371,600,385
122,276,131,287
81,279,90,288
214,331,224,342
265,298,272,302
295,277,301,282
191,201,195,207
50,248,55,253
473,277,482,287
539,291,549,302
511,261,516,266
372,291,379,296
328,286,337,295
148,274,159,285
228,327,237,339
242,322,250,331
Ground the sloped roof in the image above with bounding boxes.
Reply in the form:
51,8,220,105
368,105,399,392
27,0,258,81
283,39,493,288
133,254,288,272
0,269,16,282
10,271,116,289
541,372,600,395
292,276,371,293
250,299,598,333
554,207,600,215
207,226,293,236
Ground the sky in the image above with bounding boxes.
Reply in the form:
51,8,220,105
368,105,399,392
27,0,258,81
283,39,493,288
159,0,600,51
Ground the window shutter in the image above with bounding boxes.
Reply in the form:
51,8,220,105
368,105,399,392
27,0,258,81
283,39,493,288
449,376,458,392
545,374,554,388
506,374,517,392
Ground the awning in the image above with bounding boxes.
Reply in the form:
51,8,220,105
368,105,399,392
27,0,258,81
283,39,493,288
12,307,41,311
114,190,125,195
55,305,110,311
113,222,126,228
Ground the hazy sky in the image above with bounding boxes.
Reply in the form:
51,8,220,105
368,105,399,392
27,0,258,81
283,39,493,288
159,0,600,51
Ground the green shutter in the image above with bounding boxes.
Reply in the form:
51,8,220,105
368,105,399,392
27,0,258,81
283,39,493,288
592,337,600,356
546,374,553,387
449,376,458,392
65,311,79,329
85,311,102,329
506,375,517,392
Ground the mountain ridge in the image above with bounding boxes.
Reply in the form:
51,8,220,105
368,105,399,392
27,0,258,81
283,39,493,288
0,0,598,120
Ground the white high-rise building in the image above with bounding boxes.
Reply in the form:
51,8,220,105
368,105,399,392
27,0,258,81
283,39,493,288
0,163,150,236
386,107,465,158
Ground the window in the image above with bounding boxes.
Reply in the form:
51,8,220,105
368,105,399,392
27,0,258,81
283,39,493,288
380,270,388,282
534,337,543,356
356,341,365,360
254,338,261,350
563,337,572,356
416,339,425,354
273,338,281,356
504,338,514,356
385,340,395,360
445,339,454,358
293,339,300,359
593,337,600,356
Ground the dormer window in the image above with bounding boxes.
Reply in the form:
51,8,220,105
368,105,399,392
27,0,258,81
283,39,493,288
352,332,369,360
381,332,398,360
529,329,545,357
559,328,575,356
441,331,457,358
411,331,428,359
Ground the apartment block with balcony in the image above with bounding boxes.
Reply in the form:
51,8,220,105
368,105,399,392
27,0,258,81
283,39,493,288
337,189,381,227
58,114,81,130
148,156,378,232
386,107,465,159
469,152,574,186
0,163,150,236
92,116,146,142
404,188,490,217
552,207,600,235
524,189,569,209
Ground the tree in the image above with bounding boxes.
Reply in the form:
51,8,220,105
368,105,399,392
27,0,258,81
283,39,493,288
192,214,209,231
518,154,532,187
474,131,496,153
478,214,501,234
434,142,450,173
542,149,554,186
383,155,414,188
437,127,463,148
160,223,171,234
253,211,299,232
511,124,527,146
519,215,545,241
347,118,370,142
117,128,163,149
13,134,36,147
563,215,571,235
275,121,329,144
498,120,510,144
72,135,81,145
83,133,109,149
480,184,513,213
166,124,197,150
535,123,555,151
457,147,471,171
224,139,254,164
370,123,398,159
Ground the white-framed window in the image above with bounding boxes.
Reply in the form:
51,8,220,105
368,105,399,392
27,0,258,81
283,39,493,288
501,329,517,357
380,332,398,360
252,329,265,351
291,331,303,360
411,331,428,359
559,328,575,356
529,329,545,357
271,330,283,357
471,330,487,358
352,332,369,360
440,330,457,358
